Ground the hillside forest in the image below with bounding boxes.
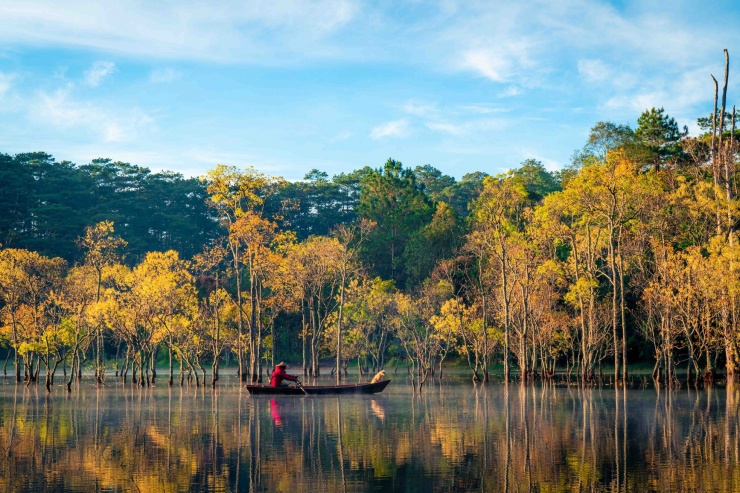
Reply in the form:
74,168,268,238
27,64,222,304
2,57,740,392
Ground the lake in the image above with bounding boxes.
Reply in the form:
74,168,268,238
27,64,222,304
0,373,738,492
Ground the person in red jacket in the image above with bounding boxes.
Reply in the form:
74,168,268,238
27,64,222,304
270,362,300,387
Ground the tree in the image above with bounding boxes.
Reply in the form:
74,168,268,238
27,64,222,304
412,165,456,203
0,153,33,249
57,265,98,391
78,221,126,383
290,236,343,376
560,150,660,382
133,250,197,386
438,171,488,218
635,107,687,171
358,159,433,287
331,220,374,383
230,211,284,382
392,280,450,392
333,275,396,376
0,249,66,385
203,164,284,381
511,159,560,201
192,243,229,386
467,173,529,381
403,202,464,287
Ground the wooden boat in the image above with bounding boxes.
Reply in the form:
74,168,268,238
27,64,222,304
246,379,390,396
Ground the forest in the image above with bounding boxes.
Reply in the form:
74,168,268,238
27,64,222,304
2,59,740,392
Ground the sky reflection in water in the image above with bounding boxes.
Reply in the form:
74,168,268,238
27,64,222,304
0,374,739,492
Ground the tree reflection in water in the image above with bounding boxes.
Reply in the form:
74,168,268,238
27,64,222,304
0,376,739,492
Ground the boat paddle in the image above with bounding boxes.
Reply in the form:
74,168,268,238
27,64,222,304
296,380,308,395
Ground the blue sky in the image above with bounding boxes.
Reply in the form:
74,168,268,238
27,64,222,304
0,0,738,180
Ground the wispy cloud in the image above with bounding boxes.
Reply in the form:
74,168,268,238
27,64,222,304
326,130,353,144
150,68,182,83
390,98,515,138
459,49,514,83
0,72,22,114
437,3,538,84
370,119,409,139
577,59,609,83
499,86,522,98
426,117,510,136
83,61,115,87
32,88,153,142
0,72,13,100
402,100,437,118
426,121,464,135
602,64,713,123
0,1,361,63
518,151,561,172
434,0,733,102
1,0,737,180
459,104,509,115
578,58,637,90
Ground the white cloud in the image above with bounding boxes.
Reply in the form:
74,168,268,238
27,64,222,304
426,117,510,136
426,121,464,135
602,65,714,125
0,73,22,114
436,3,539,84
577,58,638,90
459,104,509,115
402,100,437,117
83,61,115,87
577,59,609,83
459,49,513,83
150,68,182,83
327,130,353,144
0,1,361,63
515,150,561,172
1,0,735,180
32,88,153,142
370,119,409,139
0,72,14,104
434,0,735,101
499,86,522,98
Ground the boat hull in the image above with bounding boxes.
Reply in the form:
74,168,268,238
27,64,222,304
246,379,390,395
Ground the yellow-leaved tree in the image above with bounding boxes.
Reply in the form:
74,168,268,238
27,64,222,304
203,164,284,382
467,173,528,381
77,220,126,383
0,248,66,387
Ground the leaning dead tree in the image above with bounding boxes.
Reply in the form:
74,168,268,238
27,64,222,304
711,50,734,238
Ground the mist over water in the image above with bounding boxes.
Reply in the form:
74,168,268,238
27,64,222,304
0,374,739,492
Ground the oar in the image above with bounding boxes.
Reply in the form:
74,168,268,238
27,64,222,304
296,380,308,395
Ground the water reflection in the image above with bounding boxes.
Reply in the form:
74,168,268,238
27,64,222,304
0,376,739,492
370,399,385,421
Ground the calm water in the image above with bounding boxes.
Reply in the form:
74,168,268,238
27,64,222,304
0,373,739,492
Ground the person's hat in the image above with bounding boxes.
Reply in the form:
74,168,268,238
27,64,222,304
277,361,287,367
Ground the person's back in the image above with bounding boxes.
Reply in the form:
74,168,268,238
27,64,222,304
270,362,298,387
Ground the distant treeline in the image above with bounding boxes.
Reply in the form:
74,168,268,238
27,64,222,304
0,153,217,261
0,152,497,271
3,89,740,391
0,150,524,286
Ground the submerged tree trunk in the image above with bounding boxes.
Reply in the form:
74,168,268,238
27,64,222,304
618,231,627,384
169,346,174,386
151,346,157,383
336,275,346,385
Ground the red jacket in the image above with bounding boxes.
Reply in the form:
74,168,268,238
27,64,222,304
270,366,298,387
